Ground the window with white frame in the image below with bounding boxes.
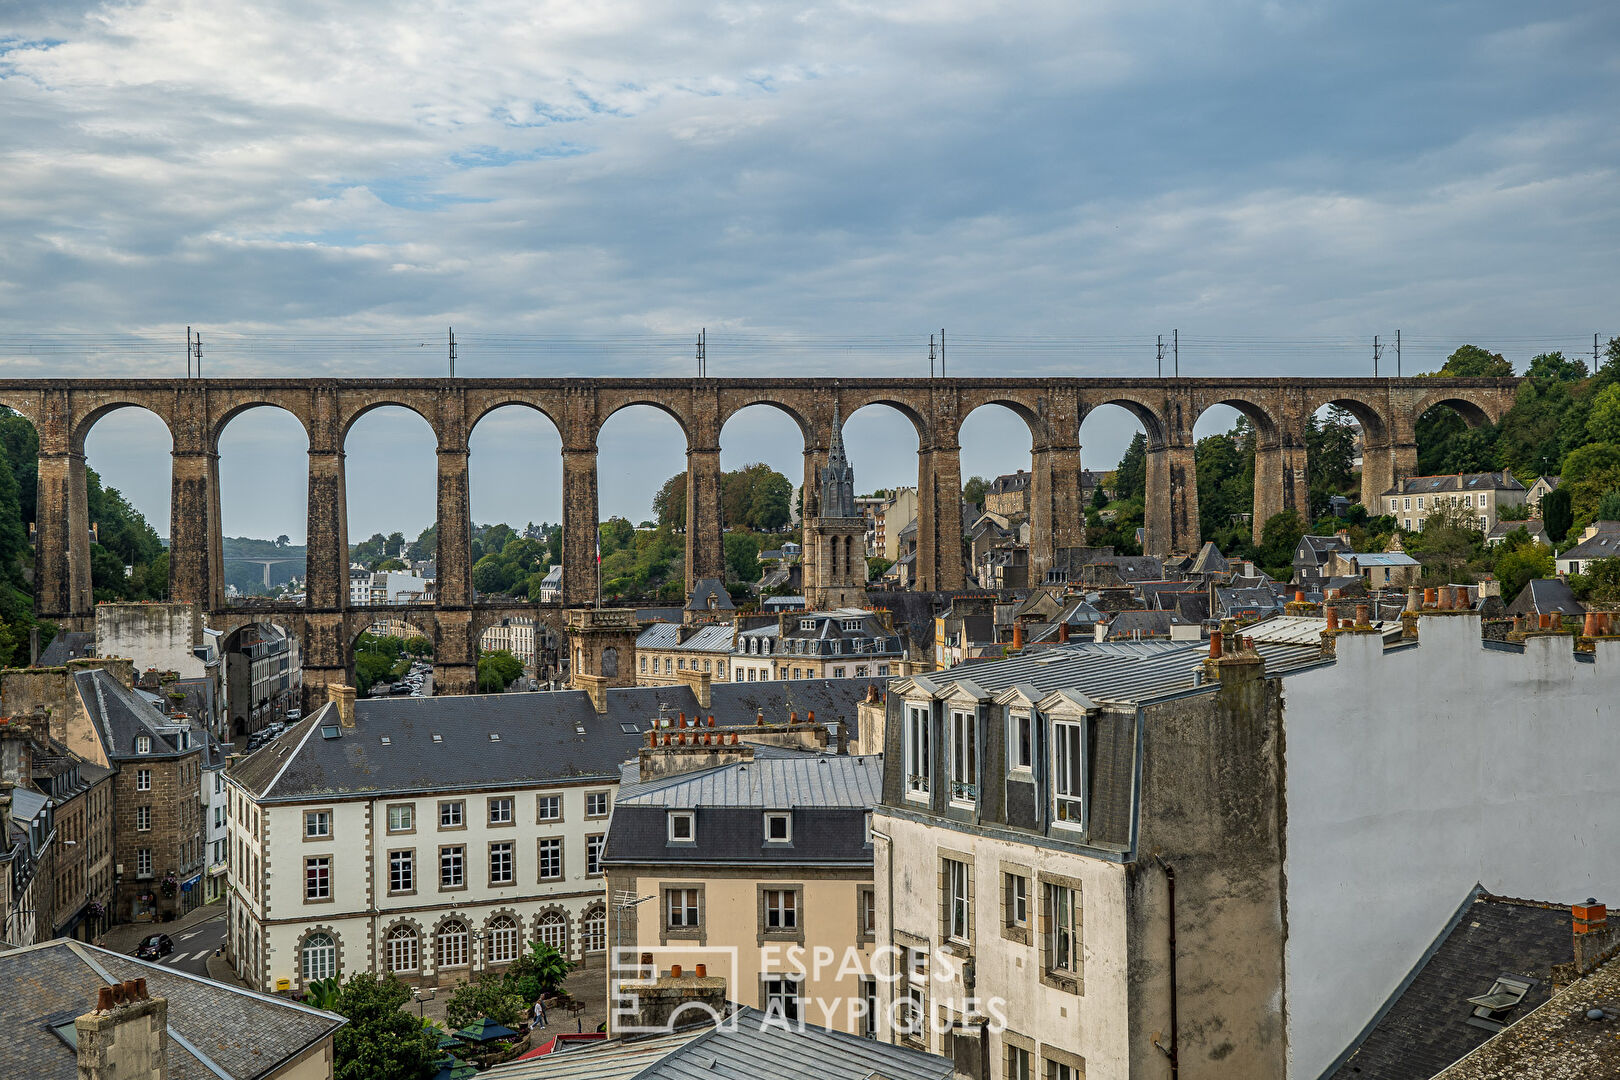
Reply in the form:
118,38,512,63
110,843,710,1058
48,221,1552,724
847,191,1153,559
135,735,151,754
1009,711,1032,771
386,926,418,972
1044,882,1080,976
305,857,330,900
586,834,604,875
668,811,695,842
488,797,513,825
136,806,151,831
136,848,152,877
536,794,561,822
904,704,930,796
489,841,515,884
582,907,606,951
136,769,151,792
440,846,464,888
1053,719,1085,826
586,792,610,817
949,709,978,803
305,810,330,838
537,910,566,951
439,801,463,828
386,804,413,832
301,933,336,981
666,887,700,927
388,850,413,892
487,915,520,963
763,975,802,1022
538,837,562,880
946,859,971,942
1005,872,1028,928
437,921,469,968
764,889,797,931
1048,1061,1078,1080
764,812,791,843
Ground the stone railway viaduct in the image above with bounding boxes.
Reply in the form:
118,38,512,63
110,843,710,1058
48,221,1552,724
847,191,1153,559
2,376,1518,700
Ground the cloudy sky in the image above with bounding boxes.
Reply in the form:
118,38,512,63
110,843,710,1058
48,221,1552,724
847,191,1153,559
3,1,1616,542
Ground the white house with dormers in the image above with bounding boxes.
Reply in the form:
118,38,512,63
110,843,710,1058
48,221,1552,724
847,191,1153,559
223,677,871,996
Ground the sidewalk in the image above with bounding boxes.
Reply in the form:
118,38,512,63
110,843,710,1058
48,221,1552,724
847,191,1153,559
97,899,224,955
412,957,609,1035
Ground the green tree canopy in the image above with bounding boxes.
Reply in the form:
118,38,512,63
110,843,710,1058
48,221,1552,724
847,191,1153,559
653,472,687,529
1435,344,1514,377
1527,351,1588,382
962,475,989,509
329,974,438,1080
1587,384,1620,445
1113,433,1147,502
477,649,525,693
723,532,761,583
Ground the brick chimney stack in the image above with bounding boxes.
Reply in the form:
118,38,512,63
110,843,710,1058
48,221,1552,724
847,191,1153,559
76,979,168,1080
327,683,356,728
1573,899,1618,975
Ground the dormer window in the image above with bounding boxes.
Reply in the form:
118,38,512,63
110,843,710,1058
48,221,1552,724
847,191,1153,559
1053,718,1087,828
668,810,695,843
764,812,792,843
135,735,151,754
800,619,816,630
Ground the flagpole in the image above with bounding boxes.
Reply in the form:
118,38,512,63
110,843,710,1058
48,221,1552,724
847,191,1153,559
595,525,602,609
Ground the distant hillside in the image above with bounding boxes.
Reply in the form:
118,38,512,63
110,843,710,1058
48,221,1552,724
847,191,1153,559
223,536,307,558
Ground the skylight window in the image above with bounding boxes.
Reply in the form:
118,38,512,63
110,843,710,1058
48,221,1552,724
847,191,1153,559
380,736,391,745
432,734,442,743
489,733,500,742
320,725,342,740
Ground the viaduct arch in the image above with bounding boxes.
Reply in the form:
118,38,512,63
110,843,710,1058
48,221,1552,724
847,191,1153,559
5,376,1519,703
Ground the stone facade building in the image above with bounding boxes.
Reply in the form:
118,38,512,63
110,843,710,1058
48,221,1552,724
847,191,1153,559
1,661,207,924
873,613,1620,1080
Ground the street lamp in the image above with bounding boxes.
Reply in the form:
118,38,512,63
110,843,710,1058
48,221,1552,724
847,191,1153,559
413,986,436,1018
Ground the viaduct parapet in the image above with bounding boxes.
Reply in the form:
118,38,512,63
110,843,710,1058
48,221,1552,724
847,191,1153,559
1,376,1519,700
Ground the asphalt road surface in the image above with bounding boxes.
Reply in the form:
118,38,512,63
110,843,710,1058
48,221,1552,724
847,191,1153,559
151,911,226,976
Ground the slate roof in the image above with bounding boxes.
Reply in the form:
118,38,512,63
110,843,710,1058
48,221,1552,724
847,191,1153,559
489,1006,952,1080
684,579,735,612
232,680,870,801
1343,552,1420,567
1485,518,1548,543
72,668,196,761
1431,954,1620,1079
1103,610,1183,639
1559,520,1620,561
35,631,94,667
930,636,1325,705
1504,578,1585,616
1327,892,1574,1080
1383,471,1527,496
1186,541,1230,576
636,623,737,652
0,938,343,1080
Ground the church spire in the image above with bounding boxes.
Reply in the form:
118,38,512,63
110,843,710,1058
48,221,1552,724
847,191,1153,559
821,404,856,519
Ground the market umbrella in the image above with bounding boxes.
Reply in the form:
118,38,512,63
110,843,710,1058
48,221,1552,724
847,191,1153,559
454,1017,520,1043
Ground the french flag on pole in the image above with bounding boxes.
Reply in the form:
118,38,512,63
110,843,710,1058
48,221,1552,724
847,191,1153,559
595,527,602,564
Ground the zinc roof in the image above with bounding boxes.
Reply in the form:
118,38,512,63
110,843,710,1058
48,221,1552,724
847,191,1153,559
635,623,737,652
928,635,1325,705
617,753,882,809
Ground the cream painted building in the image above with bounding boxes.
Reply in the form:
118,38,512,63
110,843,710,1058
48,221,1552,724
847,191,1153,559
731,609,902,684
481,615,539,668
635,622,736,686
873,614,1620,1080
224,676,874,998
602,743,879,1035
1380,471,1526,533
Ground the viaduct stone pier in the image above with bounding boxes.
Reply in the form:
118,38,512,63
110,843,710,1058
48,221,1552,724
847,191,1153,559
1,375,1518,701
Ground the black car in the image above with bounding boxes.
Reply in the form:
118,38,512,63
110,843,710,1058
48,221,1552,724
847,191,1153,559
135,933,174,960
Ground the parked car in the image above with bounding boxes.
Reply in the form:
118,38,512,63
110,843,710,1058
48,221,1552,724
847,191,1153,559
135,934,174,960
285,709,302,721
